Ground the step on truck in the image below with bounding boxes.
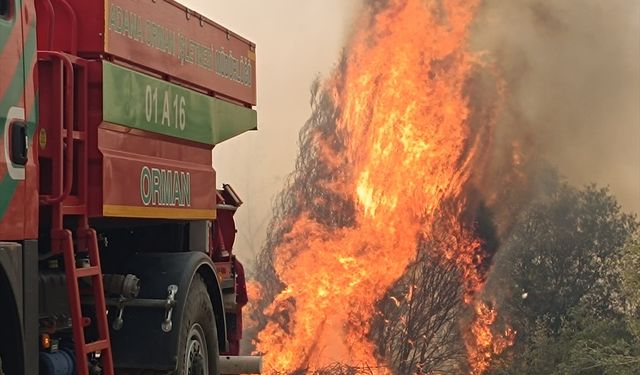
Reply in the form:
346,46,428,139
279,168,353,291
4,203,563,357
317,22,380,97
0,0,261,373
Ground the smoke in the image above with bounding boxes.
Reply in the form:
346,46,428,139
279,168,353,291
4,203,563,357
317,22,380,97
470,0,640,214
464,1,640,368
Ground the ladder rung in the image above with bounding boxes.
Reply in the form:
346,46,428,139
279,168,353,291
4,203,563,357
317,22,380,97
62,205,87,215
63,196,82,205
85,339,109,353
76,266,100,278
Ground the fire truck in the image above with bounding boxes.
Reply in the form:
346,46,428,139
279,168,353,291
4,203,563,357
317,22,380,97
0,0,260,374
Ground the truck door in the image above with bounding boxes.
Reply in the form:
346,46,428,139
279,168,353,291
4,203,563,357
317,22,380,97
0,0,35,240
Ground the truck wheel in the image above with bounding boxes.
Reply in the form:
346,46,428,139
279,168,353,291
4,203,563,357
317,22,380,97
176,274,219,375
118,275,219,375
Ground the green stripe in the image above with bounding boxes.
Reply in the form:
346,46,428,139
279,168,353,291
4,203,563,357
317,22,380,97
0,1,21,55
0,23,36,220
103,61,257,145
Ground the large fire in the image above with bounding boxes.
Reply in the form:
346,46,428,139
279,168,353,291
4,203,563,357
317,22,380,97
253,0,513,373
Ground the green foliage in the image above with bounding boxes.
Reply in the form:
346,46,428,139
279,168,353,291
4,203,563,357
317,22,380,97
487,183,639,374
553,310,640,375
620,240,640,308
492,307,640,374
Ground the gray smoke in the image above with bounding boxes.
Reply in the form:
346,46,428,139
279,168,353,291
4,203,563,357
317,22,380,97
471,0,640,213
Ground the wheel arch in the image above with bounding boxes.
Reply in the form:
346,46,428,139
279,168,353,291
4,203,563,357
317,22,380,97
195,262,228,354
108,251,227,372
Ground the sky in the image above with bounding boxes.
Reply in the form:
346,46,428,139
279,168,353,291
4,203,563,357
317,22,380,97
181,1,359,262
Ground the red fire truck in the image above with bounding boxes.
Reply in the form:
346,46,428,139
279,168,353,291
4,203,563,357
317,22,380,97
0,0,259,374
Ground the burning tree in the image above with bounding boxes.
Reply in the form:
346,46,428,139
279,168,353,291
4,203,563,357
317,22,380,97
247,0,523,372
371,250,466,374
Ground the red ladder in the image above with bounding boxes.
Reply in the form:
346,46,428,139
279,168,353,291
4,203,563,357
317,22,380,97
39,51,114,375
51,228,114,375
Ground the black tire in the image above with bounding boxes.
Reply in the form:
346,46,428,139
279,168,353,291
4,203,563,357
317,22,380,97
118,275,219,375
0,290,21,375
175,274,219,375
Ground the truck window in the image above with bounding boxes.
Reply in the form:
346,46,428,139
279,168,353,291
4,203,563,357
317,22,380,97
0,0,10,19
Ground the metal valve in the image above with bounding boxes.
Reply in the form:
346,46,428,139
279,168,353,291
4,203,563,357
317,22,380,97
112,302,125,331
161,285,178,332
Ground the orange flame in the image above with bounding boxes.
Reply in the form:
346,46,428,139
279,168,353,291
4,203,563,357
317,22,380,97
244,282,263,334
466,302,517,374
254,0,513,373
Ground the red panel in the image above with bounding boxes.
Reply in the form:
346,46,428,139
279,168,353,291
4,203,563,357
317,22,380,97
36,0,105,54
64,0,106,54
95,125,216,219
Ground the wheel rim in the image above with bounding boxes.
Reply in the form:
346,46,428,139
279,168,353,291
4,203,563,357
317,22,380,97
184,323,208,375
